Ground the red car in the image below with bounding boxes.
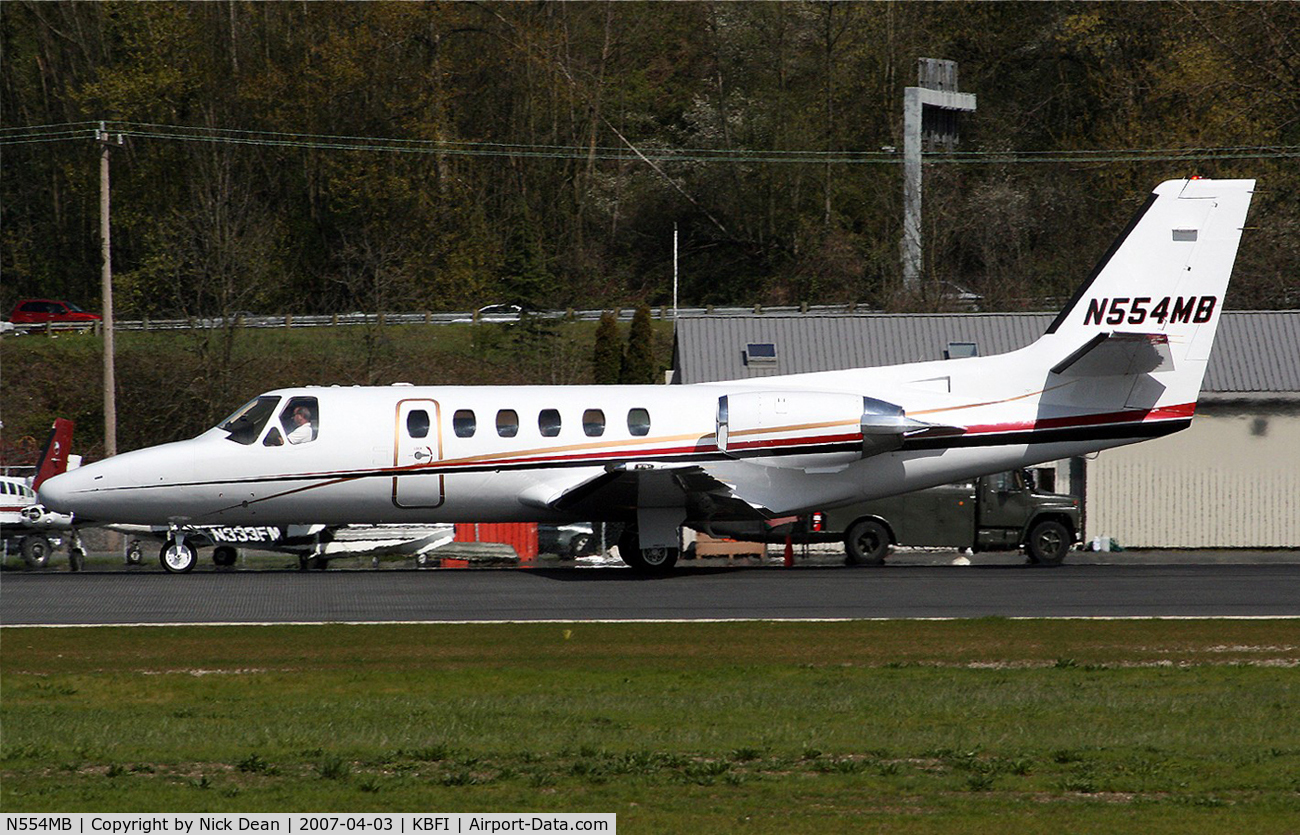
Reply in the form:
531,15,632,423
7,299,102,328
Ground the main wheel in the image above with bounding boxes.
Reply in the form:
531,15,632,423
844,519,889,565
212,545,238,567
20,535,52,569
68,547,86,572
618,529,678,573
298,554,328,571
125,541,144,565
160,539,197,573
568,533,595,558
1026,520,1070,566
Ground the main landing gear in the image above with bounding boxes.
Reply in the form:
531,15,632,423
617,528,678,573
212,545,238,568
18,534,52,569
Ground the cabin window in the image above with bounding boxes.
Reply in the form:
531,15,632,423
279,396,320,444
539,409,562,437
218,396,280,445
453,409,476,438
628,408,651,436
407,409,430,439
497,409,519,438
583,409,605,437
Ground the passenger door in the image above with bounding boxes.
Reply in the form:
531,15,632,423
392,399,444,508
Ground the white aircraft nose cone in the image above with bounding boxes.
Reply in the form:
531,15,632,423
36,469,78,515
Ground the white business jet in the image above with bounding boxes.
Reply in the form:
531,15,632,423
39,179,1255,573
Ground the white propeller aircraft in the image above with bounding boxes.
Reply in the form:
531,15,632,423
2,418,78,568
39,178,1255,572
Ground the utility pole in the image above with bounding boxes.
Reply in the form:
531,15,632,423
97,123,122,457
672,222,678,322
902,59,976,292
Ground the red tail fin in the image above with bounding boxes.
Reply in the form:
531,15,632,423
32,418,74,489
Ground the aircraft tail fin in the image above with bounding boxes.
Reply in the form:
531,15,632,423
1041,178,1255,404
32,418,74,490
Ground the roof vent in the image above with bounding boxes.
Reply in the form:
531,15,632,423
944,342,978,360
743,342,777,365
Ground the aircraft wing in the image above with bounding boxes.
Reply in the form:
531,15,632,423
544,462,774,522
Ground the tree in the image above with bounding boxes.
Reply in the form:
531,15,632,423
619,305,656,384
591,310,622,384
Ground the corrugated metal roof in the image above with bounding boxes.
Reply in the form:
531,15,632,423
672,311,1300,393
1201,312,1300,393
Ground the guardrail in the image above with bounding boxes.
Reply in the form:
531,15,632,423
5,303,877,335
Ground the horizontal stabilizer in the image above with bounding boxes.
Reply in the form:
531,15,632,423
1051,332,1174,377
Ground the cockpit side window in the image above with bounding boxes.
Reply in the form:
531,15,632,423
218,396,280,445
279,396,319,444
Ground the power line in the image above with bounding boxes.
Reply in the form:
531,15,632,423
2,121,1297,164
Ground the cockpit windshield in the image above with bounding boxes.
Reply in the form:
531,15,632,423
217,396,280,445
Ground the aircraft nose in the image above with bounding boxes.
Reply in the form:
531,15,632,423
36,469,82,516
35,468,73,515
37,458,131,523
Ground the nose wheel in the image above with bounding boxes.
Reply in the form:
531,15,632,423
160,538,197,573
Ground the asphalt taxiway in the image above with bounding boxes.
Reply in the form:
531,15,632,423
3,562,1298,625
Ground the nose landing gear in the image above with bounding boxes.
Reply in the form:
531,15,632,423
160,533,197,573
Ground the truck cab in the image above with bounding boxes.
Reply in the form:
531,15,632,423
708,469,1081,566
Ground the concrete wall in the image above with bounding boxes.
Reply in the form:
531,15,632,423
1086,401,1300,548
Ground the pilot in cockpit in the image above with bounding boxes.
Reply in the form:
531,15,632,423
286,405,315,444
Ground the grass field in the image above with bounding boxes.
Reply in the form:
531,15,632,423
2,620,1298,832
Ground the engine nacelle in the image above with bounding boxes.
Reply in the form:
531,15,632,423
20,504,74,531
716,391,925,470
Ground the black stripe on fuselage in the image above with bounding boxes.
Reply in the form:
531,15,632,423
901,417,1189,450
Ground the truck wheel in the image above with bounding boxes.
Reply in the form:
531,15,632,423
1026,520,1070,566
20,535,52,569
844,520,889,565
